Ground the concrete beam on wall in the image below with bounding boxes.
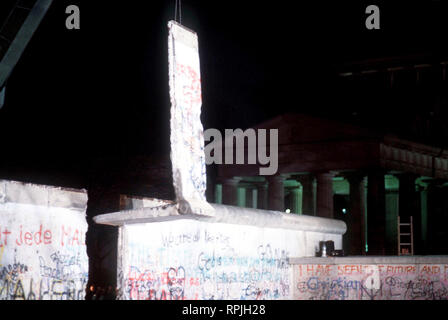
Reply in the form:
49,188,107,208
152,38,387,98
289,255,448,265
94,201,346,235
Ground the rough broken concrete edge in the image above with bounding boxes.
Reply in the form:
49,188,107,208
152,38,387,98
289,255,448,265
177,199,215,216
93,201,346,235
93,203,182,226
120,195,175,210
0,179,87,211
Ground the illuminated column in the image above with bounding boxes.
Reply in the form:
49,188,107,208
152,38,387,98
316,172,335,218
367,170,386,255
419,180,429,252
221,177,241,206
296,175,316,215
267,175,286,212
214,184,222,204
236,186,246,207
346,173,366,255
290,187,302,214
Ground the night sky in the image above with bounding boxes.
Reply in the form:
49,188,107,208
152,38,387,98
0,1,447,187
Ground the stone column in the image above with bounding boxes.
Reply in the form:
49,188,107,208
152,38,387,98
221,177,241,206
426,180,446,254
346,173,366,256
316,172,335,219
214,184,222,204
296,175,316,215
396,173,420,254
267,175,286,212
419,182,428,252
256,182,268,210
367,170,386,255
426,181,436,254
290,187,302,214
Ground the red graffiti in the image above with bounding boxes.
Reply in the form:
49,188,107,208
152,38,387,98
421,265,440,275
176,63,202,106
337,265,369,275
0,226,12,247
15,225,52,246
61,226,85,247
298,264,332,276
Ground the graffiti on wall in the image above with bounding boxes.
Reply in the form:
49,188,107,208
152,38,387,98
294,263,448,300
0,209,88,300
119,220,296,300
168,20,207,203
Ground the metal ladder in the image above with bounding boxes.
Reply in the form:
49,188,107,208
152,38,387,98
398,216,414,255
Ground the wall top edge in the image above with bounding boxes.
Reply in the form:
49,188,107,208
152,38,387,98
0,179,87,211
289,255,448,265
93,201,347,235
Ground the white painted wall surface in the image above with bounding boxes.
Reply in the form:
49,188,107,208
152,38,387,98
118,219,342,300
292,262,448,300
0,181,88,300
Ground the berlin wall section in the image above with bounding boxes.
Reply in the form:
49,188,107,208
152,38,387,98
291,256,448,300
0,180,88,300
94,202,346,300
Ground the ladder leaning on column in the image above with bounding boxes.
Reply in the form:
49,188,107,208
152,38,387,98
398,216,414,255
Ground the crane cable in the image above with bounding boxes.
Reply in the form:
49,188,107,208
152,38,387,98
174,0,182,24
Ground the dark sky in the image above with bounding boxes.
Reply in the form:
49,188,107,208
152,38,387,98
0,0,447,186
